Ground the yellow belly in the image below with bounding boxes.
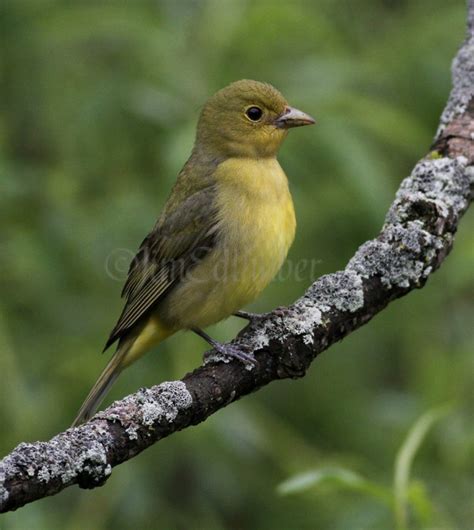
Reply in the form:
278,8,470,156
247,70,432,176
158,157,296,329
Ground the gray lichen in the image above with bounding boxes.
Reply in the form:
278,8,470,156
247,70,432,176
0,381,193,500
348,237,426,289
438,37,474,134
440,37,474,126
307,270,365,313
0,466,8,503
37,466,51,483
138,381,192,426
242,270,364,352
203,350,234,365
280,301,323,346
348,156,470,289
101,380,193,440
0,428,113,496
390,157,470,219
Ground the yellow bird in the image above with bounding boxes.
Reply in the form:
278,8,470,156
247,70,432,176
73,79,315,426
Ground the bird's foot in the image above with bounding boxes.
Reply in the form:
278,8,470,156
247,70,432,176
212,341,257,366
193,327,257,366
233,310,267,322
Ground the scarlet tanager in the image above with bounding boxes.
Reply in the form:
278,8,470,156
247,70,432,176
73,79,315,426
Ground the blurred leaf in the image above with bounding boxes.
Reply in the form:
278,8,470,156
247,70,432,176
394,405,452,530
277,466,392,505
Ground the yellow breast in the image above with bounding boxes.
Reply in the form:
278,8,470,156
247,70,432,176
160,157,296,330
215,156,296,299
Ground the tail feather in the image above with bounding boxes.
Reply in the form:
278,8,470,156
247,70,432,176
72,317,174,427
72,342,130,427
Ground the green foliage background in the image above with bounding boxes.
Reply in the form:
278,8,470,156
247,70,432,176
1,1,473,529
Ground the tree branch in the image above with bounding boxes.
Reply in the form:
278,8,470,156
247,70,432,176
2,3,474,514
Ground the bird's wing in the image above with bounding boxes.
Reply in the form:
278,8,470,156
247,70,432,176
104,184,220,350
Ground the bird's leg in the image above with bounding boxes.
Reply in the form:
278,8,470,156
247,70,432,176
233,310,265,321
192,328,257,365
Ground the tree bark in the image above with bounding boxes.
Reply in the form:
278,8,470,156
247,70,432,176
1,1,474,514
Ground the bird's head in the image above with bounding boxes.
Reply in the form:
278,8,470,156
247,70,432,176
195,79,315,159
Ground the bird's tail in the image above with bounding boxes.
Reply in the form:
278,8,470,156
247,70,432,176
71,339,132,427
72,317,174,427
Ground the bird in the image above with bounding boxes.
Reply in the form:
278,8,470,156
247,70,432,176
72,79,315,426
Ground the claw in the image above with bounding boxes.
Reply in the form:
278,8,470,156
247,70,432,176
233,310,265,321
192,327,257,366
213,343,257,366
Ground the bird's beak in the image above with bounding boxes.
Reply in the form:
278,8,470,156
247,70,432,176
275,106,316,129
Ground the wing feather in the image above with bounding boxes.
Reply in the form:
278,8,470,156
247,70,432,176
104,182,220,350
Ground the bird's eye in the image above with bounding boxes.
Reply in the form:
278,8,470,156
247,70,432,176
245,106,263,121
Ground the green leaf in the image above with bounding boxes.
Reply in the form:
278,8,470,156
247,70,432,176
394,405,452,530
277,466,391,505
